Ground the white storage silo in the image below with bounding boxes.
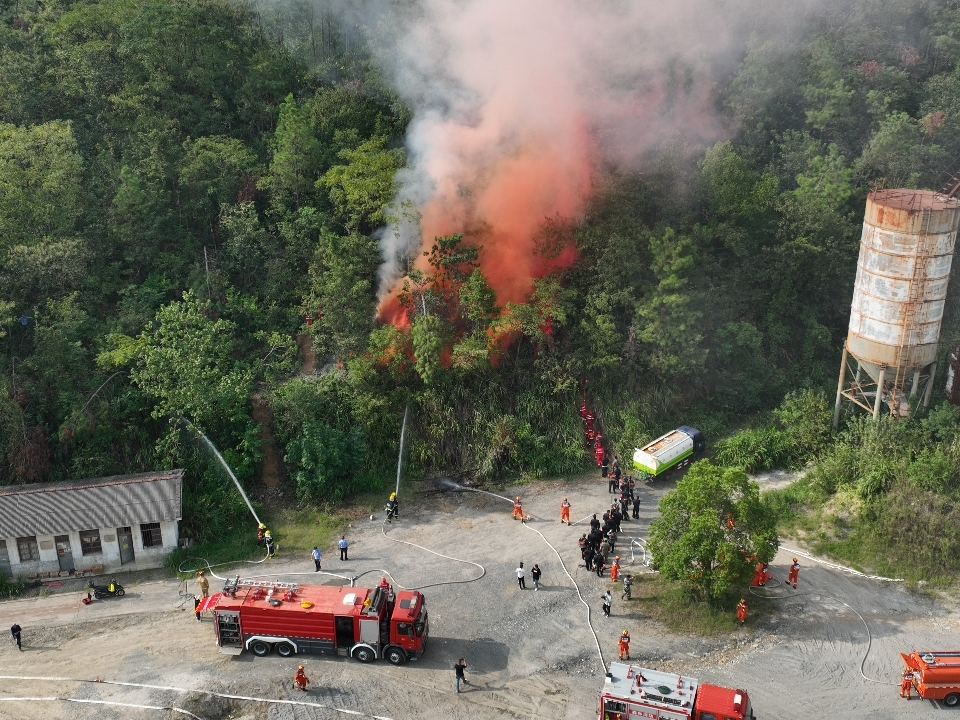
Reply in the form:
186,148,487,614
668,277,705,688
834,189,960,425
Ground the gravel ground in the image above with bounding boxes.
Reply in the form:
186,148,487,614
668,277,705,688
0,472,957,719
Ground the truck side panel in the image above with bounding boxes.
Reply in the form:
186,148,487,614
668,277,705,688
239,606,336,642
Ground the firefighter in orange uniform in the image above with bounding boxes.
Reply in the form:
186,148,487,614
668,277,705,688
788,558,800,589
513,497,524,521
610,556,621,582
594,435,606,467
618,630,630,660
295,665,310,691
736,598,748,626
751,563,770,587
560,498,571,525
900,670,914,699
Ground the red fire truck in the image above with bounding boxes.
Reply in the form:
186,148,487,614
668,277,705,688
901,651,960,705
199,578,428,665
599,662,755,720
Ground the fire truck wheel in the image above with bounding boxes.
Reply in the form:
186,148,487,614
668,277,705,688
352,646,376,663
250,640,272,657
275,642,295,657
945,693,960,707
385,648,406,665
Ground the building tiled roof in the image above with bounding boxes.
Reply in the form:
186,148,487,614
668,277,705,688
0,470,183,538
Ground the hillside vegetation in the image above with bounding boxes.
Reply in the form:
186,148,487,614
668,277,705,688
2,0,960,578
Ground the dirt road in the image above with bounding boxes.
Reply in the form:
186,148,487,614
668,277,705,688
0,474,957,719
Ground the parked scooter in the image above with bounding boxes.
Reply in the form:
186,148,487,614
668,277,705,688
88,579,125,599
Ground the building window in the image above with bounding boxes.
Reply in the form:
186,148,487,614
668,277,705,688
79,530,102,555
16,536,39,563
140,523,162,548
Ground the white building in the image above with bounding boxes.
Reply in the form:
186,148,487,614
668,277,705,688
0,469,184,577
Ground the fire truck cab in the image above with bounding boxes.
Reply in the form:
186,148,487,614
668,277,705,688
202,578,428,665
599,662,754,720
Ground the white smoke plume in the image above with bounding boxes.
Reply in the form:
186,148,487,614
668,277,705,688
366,0,821,318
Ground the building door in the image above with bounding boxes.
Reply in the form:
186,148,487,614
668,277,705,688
0,542,10,577
55,535,74,572
118,527,135,565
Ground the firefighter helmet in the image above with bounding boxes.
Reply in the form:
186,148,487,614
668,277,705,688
622,630,629,636
298,665,304,670
198,571,204,576
615,556,620,560
265,530,272,537
793,557,798,563
390,492,397,500
259,523,266,529
516,496,521,501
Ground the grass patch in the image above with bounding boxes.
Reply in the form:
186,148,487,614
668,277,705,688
626,574,739,636
0,574,26,598
167,526,263,578
269,506,346,558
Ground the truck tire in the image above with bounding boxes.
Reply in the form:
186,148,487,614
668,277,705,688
385,647,406,666
251,640,272,657
945,693,960,707
275,642,295,657
352,646,376,663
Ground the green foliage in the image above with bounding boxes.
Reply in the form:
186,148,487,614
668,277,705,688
0,574,26,598
635,228,704,377
285,421,368,504
0,121,84,247
715,427,794,473
715,390,834,471
320,136,405,233
648,460,779,603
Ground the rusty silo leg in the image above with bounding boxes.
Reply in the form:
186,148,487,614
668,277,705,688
873,367,886,419
923,361,937,407
910,369,921,397
833,346,848,429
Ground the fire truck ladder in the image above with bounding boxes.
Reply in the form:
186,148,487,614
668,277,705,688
222,577,301,596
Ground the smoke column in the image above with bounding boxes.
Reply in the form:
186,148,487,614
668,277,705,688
374,0,776,320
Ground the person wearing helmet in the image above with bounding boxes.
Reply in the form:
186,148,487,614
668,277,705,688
788,558,800,589
513,496,523,521
294,665,310,691
618,630,630,660
610,556,621,582
737,598,748,626
560,497,571,525
264,530,275,557
257,524,266,547
385,492,399,523
196,571,210,598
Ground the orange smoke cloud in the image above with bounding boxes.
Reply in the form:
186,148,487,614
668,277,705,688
374,0,757,323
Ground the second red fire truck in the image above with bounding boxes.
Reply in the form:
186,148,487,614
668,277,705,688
599,662,755,720
198,577,428,664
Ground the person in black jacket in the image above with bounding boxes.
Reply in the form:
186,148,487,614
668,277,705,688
531,564,542,591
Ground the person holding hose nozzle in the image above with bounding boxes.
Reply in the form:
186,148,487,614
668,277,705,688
386,493,400,523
